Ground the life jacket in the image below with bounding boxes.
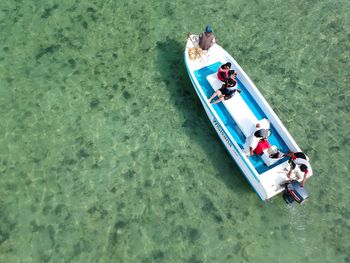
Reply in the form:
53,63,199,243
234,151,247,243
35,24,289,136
217,67,229,81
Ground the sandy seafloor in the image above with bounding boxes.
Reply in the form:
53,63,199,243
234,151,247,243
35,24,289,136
0,0,349,262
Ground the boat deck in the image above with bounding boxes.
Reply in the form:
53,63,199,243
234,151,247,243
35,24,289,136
194,62,290,175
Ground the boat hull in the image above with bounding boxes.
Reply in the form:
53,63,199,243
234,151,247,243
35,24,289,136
184,35,312,201
186,61,269,200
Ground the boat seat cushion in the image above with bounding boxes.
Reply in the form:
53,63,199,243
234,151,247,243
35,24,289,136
206,73,223,91
261,147,280,166
223,95,259,137
206,73,277,167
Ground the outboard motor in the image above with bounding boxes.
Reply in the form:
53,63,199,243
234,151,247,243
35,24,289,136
283,180,309,205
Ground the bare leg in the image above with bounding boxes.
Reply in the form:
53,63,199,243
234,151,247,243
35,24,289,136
211,96,224,105
208,90,220,102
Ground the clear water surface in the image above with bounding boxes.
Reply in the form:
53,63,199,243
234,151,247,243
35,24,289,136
0,0,349,262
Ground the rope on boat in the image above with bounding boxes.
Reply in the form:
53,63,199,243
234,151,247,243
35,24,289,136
187,34,208,62
188,47,204,60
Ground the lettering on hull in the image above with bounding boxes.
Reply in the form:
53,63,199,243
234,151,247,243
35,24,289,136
213,118,233,149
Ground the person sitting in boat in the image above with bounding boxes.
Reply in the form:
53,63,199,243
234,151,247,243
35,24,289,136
208,77,241,105
217,62,232,81
249,137,284,157
245,121,271,156
284,152,312,186
251,137,270,156
198,25,216,50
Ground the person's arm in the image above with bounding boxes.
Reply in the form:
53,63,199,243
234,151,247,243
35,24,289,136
301,176,307,187
283,152,294,158
198,33,203,44
286,165,295,179
284,152,295,179
231,72,238,81
301,171,308,186
209,36,216,47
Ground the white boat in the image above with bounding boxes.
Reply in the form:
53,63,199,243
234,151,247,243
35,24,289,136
184,34,313,201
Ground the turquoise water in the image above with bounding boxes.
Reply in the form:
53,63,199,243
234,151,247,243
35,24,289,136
0,0,349,262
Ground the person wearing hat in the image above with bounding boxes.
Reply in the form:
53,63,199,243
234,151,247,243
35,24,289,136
198,25,216,50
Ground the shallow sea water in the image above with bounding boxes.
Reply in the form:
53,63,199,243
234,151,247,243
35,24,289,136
0,0,349,262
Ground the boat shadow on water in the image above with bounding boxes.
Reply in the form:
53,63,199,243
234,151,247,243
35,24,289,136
155,37,251,197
